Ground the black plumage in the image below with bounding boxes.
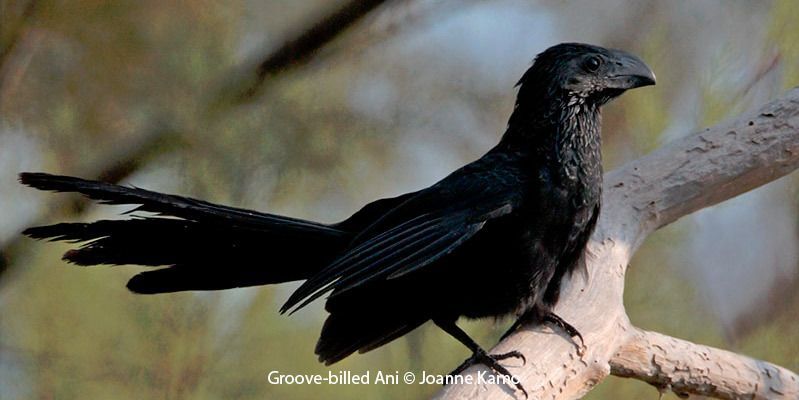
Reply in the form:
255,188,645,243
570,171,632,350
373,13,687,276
20,43,654,396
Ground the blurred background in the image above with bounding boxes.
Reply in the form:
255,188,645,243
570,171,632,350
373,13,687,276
1,0,798,398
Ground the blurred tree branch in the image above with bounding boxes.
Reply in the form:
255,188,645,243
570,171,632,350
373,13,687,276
436,89,799,399
214,0,479,107
0,0,399,279
228,0,391,101
0,0,38,72
0,0,39,108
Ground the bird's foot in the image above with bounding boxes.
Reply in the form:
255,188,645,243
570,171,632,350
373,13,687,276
449,348,528,398
542,312,586,356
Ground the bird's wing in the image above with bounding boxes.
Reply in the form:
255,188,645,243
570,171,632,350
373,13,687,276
280,166,520,314
331,190,421,232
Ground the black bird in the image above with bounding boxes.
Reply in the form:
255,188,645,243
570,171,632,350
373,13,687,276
20,43,654,397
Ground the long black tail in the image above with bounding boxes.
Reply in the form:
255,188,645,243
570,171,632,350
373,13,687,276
19,172,350,294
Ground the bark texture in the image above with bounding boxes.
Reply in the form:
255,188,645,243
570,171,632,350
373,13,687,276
435,88,799,399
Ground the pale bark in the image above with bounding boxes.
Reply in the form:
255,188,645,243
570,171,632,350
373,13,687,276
611,328,799,399
435,89,799,399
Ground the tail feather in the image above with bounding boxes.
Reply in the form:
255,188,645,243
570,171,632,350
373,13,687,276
20,172,350,293
19,172,339,234
24,218,289,268
315,310,425,365
25,219,201,266
126,263,289,294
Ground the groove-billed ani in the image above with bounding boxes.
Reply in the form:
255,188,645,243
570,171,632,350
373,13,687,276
20,43,654,396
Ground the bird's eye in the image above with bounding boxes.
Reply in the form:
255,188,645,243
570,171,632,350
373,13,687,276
584,56,602,72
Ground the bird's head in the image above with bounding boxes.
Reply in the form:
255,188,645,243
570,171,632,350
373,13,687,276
517,43,656,108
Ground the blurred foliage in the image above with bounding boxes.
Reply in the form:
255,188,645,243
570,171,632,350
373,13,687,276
769,0,799,90
1,1,798,399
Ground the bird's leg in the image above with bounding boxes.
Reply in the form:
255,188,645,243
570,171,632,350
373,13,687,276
499,310,537,341
434,319,528,398
541,311,585,355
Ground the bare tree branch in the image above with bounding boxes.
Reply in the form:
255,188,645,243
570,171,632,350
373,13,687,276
435,89,799,399
228,0,392,101
0,0,38,79
255,0,389,76
0,0,40,110
611,328,799,399
610,89,799,240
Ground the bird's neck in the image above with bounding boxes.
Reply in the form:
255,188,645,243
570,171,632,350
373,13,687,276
498,98,603,189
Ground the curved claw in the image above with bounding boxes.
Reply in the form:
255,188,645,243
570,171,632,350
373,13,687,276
576,343,587,357
493,350,526,365
449,348,529,398
542,312,587,355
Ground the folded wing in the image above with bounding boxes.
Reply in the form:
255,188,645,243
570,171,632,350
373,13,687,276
281,168,520,314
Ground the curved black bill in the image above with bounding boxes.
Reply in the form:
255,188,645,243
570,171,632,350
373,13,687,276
606,50,656,89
